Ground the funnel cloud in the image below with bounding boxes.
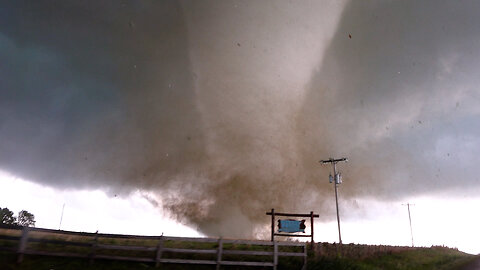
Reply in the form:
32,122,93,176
1,1,480,238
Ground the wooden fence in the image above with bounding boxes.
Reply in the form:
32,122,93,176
0,225,307,270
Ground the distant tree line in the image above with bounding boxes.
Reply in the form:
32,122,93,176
0,207,35,227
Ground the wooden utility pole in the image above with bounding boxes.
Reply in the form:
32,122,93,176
402,203,415,247
320,157,347,245
58,203,65,230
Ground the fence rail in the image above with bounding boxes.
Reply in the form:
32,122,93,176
0,224,306,270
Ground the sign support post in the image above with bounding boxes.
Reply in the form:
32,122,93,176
271,208,275,242
310,211,314,244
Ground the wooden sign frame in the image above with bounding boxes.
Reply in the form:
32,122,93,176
266,208,319,244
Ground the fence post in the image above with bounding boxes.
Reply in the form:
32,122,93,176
302,242,307,270
155,236,164,267
273,241,278,270
271,208,275,242
216,237,223,270
89,230,98,265
17,226,30,264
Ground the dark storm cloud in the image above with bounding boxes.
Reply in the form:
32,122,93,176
0,1,206,190
1,0,480,238
299,0,480,200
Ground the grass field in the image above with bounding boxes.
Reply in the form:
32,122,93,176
308,247,476,270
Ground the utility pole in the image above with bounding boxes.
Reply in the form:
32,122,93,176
402,203,415,247
58,203,65,230
320,157,347,245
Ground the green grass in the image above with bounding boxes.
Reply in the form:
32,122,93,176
1,248,475,270
308,247,476,270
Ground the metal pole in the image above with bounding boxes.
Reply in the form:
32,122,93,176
333,163,342,245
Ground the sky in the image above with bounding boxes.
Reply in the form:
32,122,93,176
1,0,480,255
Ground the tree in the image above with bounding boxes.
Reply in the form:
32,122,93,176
17,210,35,227
0,207,16,225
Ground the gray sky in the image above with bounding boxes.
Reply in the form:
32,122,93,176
1,0,480,240
300,0,480,200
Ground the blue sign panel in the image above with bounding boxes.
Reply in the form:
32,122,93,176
278,219,306,233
